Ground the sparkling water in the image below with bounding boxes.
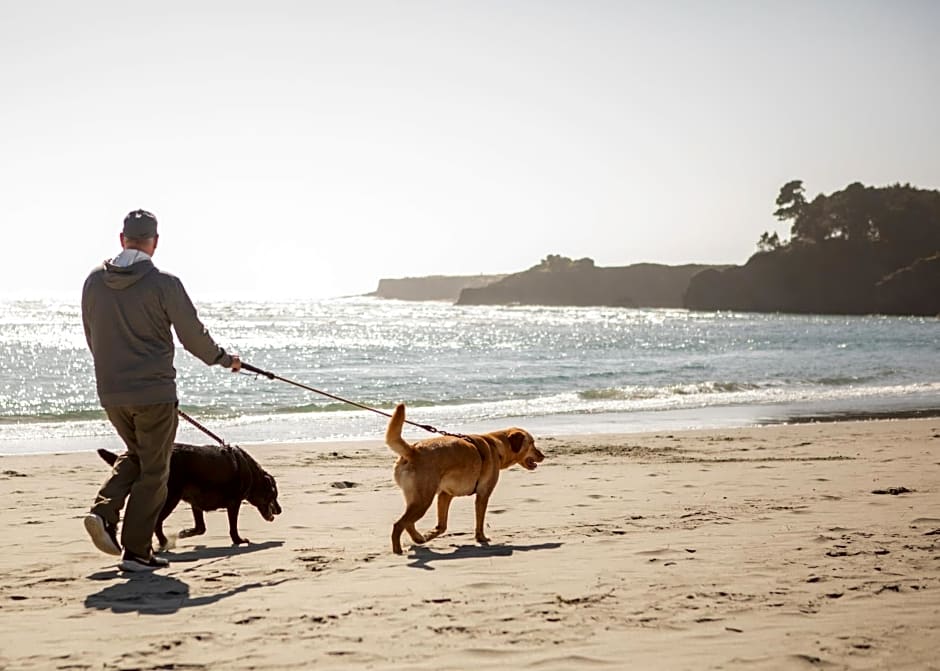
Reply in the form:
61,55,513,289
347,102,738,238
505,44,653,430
1,297,938,454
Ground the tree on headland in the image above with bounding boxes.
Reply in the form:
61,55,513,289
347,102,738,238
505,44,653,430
534,255,596,271
688,179,940,315
769,178,828,243
773,179,806,222
757,180,940,253
756,231,782,252
756,179,805,249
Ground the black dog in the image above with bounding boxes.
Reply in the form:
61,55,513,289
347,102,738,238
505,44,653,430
97,443,282,550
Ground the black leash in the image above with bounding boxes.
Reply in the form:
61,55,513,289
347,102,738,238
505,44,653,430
239,362,473,441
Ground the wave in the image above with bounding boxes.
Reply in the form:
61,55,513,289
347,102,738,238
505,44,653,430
579,381,763,401
811,372,895,386
267,398,458,414
4,376,932,426
577,371,912,405
0,405,247,424
0,396,494,425
0,409,107,424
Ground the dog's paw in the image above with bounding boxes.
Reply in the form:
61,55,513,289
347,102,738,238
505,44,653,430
179,527,204,539
475,533,490,545
232,537,250,545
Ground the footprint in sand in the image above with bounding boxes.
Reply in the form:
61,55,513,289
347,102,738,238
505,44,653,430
295,551,332,572
234,615,264,625
911,518,940,535
789,653,833,667
911,517,940,525
635,547,682,558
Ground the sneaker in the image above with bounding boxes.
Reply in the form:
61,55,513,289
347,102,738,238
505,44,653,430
119,551,169,573
84,513,122,556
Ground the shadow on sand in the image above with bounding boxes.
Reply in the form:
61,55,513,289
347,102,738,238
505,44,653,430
84,540,285,615
162,539,284,565
407,541,562,571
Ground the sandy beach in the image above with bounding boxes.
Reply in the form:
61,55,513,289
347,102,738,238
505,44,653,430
1,417,938,670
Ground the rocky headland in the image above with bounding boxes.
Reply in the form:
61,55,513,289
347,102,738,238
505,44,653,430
367,181,939,316
368,274,506,302
455,256,723,308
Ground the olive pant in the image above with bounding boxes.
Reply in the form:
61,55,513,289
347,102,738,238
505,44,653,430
90,403,178,557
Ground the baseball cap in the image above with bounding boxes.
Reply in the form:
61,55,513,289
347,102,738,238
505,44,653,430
123,209,158,240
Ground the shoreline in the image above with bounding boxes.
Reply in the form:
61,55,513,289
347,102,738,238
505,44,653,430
1,416,938,669
3,398,940,457
771,405,940,424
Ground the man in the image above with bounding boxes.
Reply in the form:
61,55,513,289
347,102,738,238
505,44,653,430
82,209,241,572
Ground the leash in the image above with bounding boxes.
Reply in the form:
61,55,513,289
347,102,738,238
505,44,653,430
238,361,473,442
178,408,231,447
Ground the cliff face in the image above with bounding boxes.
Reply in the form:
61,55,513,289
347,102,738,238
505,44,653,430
456,262,723,307
370,247,939,315
369,275,506,302
684,242,940,316
875,253,940,316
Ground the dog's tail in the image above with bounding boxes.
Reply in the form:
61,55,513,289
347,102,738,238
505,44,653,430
385,403,415,459
97,448,118,466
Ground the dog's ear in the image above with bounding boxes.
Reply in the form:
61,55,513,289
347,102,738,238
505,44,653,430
508,430,526,453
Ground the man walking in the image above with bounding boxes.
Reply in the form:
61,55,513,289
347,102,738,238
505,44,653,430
82,209,240,572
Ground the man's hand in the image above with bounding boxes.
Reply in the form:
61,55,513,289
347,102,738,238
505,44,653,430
230,354,242,372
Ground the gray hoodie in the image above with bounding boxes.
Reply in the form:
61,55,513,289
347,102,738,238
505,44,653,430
82,257,234,407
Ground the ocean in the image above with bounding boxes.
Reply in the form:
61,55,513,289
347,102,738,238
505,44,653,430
1,297,938,455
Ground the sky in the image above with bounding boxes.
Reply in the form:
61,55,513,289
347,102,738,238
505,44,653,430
1,0,938,300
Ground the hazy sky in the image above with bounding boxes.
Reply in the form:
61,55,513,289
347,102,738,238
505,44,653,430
2,1,938,300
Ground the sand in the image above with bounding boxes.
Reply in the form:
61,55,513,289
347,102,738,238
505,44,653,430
1,417,938,670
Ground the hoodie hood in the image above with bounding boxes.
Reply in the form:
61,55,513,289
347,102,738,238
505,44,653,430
102,258,156,290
